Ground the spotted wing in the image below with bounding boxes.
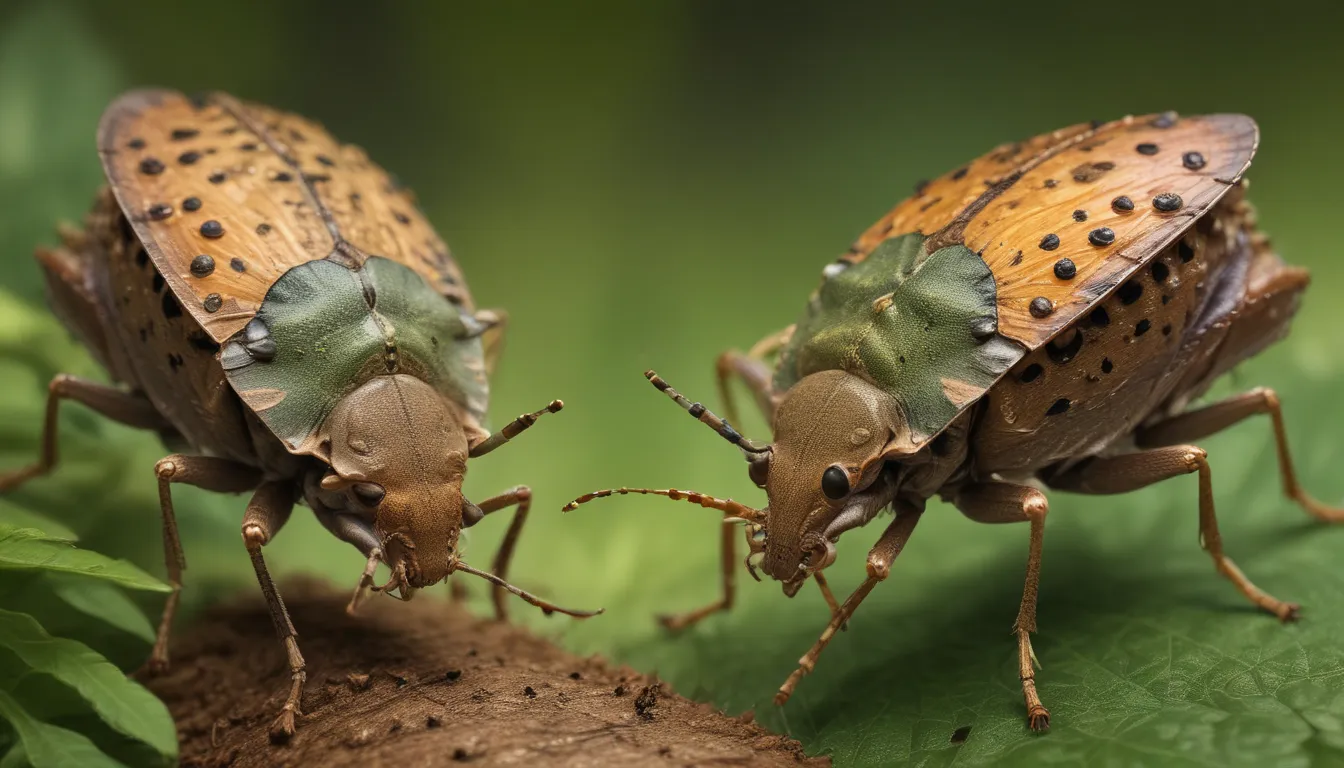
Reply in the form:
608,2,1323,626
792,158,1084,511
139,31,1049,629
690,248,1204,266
236,98,472,307
99,89,471,344
841,121,1094,263
953,113,1258,348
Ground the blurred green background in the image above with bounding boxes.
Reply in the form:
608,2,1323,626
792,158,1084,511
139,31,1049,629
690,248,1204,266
2,1,1343,765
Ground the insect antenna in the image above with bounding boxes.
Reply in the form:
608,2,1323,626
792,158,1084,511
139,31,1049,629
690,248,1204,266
563,486,766,526
469,399,564,457
454,562,603,618
645,370,770,458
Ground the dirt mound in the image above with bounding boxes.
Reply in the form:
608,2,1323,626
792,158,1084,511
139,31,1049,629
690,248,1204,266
147,580,828,767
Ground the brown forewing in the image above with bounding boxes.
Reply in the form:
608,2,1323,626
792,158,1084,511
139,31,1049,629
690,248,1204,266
959,113,1258,348
842,121,1094,262
236,98,472,309
99,90,472,344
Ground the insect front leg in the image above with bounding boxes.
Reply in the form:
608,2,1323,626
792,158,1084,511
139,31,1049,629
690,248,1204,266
952,482,1051,731
1138,387,1343,522
148,455,262,673
239,479,305,741
775,502,923,706
659,520,738,631
473,485,533,621
0,375,167,492
1047,445,1300,621
715,324,792,426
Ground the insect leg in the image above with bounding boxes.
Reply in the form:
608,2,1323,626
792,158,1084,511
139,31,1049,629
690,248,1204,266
0,375,166,492
1138,387,1343,522
148,455,263,674
715,324,791,427
474,485,533,621
1047,445,1300,621
952,482,1051,732
467,400,563,457
239,479,304,741
475,308,509,379
659,519,738,631
775,502,922,706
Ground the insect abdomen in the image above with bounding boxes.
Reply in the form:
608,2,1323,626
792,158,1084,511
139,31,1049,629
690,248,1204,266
971,188,1292,475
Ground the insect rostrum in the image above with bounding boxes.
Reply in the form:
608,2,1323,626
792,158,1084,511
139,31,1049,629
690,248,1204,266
565,112,1341,732
0,89,600,741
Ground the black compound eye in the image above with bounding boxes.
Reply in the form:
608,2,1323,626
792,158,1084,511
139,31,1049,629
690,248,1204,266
748,456,769,488
352,482,385,507
821,466,850,500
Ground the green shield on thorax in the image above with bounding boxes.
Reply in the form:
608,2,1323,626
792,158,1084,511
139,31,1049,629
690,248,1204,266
220,256,488,454
775,233,1023,445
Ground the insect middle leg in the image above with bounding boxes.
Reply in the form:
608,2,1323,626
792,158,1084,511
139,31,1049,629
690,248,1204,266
659,520,738,631
0,375,166,492
715,324,792,426
474,485,533,621
952,482,1051,731
1047,445,1299,621
775,503,923,705
1138,388,1343,522
239,479,304,740
148,455,262,671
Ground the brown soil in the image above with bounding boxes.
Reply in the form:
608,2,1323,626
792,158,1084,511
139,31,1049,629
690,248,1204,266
147,579,828,768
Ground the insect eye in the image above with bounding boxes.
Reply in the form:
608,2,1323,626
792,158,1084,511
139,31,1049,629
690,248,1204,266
821,466,850,500
748,456,769,488
352,482,385,507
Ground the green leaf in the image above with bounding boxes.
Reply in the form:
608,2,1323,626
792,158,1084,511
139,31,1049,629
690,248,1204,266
45,575,155,643
0,527,168,593
0,690,126,768
0,610,175,759
0,502,76,543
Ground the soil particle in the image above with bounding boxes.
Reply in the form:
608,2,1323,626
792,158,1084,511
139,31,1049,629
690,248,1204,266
634,682,662,720
149,579,826,767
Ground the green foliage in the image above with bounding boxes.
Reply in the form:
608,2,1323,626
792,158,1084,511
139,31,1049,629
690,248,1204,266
0,528,169,593
0,610,174,759
0,692,126,768
0,532,175,767
2,2,1343,767
45,577,156,644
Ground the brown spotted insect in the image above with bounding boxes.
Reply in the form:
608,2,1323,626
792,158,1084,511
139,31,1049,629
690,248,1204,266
0,89,600,738
566,112,1340,730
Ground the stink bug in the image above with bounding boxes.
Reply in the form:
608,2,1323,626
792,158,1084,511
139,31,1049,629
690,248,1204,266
566,113,1339,730
0,90,600,738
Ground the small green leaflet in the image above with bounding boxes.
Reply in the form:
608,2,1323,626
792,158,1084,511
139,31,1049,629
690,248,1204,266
0,610,176,759
46,575,156,643
0,527,168,592
0,690,127,768
0,502,76,542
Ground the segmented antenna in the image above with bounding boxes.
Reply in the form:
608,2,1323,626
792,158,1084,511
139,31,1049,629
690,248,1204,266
470,399,564,457
563,486,766,525
454,562,603,618
644,370,769,456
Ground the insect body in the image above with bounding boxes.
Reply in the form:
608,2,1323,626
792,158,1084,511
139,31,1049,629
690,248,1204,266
1,90,599,738
567,112,1340,730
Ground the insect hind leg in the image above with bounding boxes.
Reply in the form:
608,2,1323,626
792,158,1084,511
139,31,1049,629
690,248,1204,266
1046,445,1299,621
0,375,166,492
1138,388,1342,522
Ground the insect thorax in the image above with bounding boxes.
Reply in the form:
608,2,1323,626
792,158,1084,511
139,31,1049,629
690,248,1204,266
220,256,489,456
774,232,1022,449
